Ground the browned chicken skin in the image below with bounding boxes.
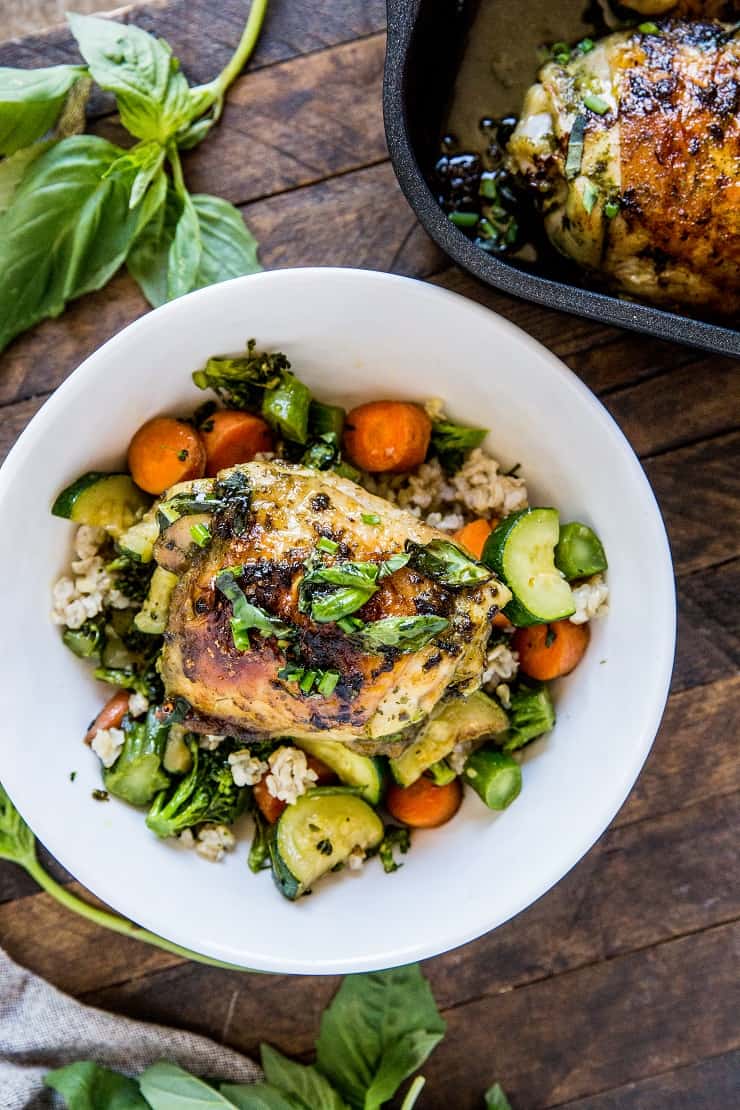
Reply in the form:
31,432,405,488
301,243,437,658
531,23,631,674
155,462,509,750
508,21,740,314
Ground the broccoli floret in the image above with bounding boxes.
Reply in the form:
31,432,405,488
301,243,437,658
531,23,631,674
107,554,155,605
146,740,247,838
62,617,105,660
192,338,292,411
103,709,171,806
503,681,556,751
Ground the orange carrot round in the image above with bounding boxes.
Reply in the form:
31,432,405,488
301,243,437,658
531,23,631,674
201,409,273,477
513,620,590,681
254,777,285,825
84,690,130,745
453,518,493,559
343,401,431,473
386,776,463,828
127,416,206,495
492,611,513,630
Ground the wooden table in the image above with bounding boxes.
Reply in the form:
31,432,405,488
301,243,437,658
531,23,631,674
1,3,738,1106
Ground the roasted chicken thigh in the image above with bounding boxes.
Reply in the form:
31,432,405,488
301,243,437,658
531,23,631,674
154,461,510,750
507,21,740,314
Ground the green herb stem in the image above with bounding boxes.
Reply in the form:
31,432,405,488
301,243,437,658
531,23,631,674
189,0,269,116
400,1075,427,1110
23,854,244,971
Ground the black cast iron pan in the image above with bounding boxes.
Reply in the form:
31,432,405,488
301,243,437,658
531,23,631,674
382,0,740,357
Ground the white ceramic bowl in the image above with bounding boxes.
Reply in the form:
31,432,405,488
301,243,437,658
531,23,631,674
0,269,675,974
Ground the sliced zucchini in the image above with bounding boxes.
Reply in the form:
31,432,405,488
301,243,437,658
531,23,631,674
101,624,136,670
163,725,193,774
390,691,508,787
52,472,150,537
118,511,159,563
134,567,178,634
271,787,383,900
482,508,575,626
294,738,384,804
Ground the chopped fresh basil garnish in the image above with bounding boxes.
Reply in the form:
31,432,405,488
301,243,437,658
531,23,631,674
378,552,410,579
583,93,609,116
357,615,449,653
362,513,381,526
406,539,492,588
582,180,599,214
316,536,339,555
565,114,586,179
215,569,292,651
190,522,212,547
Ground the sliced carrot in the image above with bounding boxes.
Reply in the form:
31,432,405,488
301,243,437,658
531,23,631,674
253,777,285,825
343,401,431,473
201,409,273,477
127,416,206,495
386,776,463,828
305,754,338,787
492,611,513,629
453,518,493,559
513,620,590,681
84,690,130,745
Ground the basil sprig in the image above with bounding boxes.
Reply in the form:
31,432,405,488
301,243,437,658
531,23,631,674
0,6,269,353
406,539,492,588
215,568,293,652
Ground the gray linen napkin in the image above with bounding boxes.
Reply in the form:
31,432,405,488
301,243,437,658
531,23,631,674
0,946,262,1108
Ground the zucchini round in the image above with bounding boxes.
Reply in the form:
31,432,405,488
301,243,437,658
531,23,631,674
294,738,384,804
482,508,575,626
118,513,159,563
390,691,508,787
134,566,178,634
52,472,150,537
271,787,383,900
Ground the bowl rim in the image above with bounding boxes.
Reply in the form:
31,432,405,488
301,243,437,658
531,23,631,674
382,0,740,358
0,267,677,973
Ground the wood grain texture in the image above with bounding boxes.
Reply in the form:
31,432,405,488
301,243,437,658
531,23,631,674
559,1051,740,1110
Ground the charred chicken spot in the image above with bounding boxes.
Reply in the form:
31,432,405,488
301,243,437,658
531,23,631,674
653,76,677,102
694,77,738,118
310,493,332,512
707,121,724,142
422,652,442,672
194,596,210,615
687,136,701,156
413,591,445,616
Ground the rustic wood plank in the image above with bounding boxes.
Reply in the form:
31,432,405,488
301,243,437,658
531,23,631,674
644,432,740,577
616,675,740,828
90,33,388,206
556,1050,740,1110
603,358,740,459
75,922,740,1108
672,559,740,693
0,0,386,92
422,924,740,1109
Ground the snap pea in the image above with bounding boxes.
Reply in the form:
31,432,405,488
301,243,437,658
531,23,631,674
309,399,345,441
555,521,607,580
261,371,311,444
463,747,521,810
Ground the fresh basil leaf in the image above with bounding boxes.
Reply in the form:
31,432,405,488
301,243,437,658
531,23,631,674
315,965,445,1110
0,64,87,155
192,193,261,286
378,552,410,578
301,561,380,624
215,569,293,650
0,141,51,214
429,419,487,473
139,1061,235,1108
176,111,218,150
261,1045,348,1110
67,14,192,143
357,615,448,653
406,539,492,588
485,1082,513,1110
220,1083,302,1110
167,188,202,299
0,135,144,353
305,563,380,589
365,1030,444,1110
128,189,260,305
127,182,178,306
104,139,166,209
44,1060,147,1109
310,586,376,624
